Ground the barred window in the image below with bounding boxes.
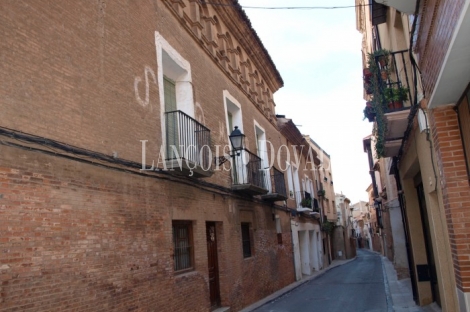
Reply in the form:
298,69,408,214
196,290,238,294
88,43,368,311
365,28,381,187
172,221,193,273
241,223,252,258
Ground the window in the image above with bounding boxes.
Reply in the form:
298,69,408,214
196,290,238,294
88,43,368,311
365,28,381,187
254,122,270,191
241,223,252,258
156,32,194,156
164,77,179,159
172,221,194,272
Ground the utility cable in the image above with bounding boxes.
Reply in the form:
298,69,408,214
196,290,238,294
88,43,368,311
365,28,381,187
200,1,372,10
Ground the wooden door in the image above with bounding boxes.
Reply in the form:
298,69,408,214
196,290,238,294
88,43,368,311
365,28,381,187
206,222,220,308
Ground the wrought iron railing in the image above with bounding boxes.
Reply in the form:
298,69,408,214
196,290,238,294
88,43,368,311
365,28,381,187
269,167,287,198
165,110,211,170
232,148,267,190
374,49,413,112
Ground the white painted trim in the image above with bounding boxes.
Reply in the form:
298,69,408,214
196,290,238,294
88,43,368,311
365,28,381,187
253,120,271,191
222,90,243,136
155,31,194,153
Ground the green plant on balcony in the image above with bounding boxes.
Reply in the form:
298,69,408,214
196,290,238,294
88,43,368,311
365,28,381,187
321,220,335,233
301,197,312,208
384,87,409,110
363,49,395,159
363,102,376,122
318,189,325,197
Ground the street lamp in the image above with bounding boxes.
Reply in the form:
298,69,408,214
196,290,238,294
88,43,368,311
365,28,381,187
214,126,245,166
228,126,245,154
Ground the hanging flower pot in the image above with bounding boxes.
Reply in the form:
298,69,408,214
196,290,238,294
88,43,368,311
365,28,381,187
363,68,372,82
381,70,388,81
378,56,388,67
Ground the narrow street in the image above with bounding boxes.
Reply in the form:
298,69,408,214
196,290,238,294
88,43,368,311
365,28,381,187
253,249,388,312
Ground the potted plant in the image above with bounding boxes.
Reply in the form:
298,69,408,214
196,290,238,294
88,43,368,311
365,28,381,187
363,105,376,122
321,220,335,233
363,68,372,82
369,49,391,68
318,189,326,197
380,68,389,81
364,82,374,95
384,87,409,110
301,197,312,208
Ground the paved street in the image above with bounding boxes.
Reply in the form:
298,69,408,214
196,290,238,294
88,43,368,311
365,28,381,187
253,249,388,312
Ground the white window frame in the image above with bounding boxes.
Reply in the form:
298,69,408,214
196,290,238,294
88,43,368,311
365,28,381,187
155,32,194,153
223,90,243,138
286,162,294,199
253,120,271,192
223,91,245,183
292,164,301,207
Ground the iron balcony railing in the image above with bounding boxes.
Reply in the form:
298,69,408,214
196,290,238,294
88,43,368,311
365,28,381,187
269,167,287,198
165,110,211,170
374,49,413,112
232,148,268,190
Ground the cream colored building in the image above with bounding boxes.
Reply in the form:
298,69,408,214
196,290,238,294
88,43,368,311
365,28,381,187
356,0,463,310
335,193,356,260
305,135,341,264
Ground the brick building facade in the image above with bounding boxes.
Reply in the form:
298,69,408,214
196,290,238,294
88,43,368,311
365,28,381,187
0,1,327,311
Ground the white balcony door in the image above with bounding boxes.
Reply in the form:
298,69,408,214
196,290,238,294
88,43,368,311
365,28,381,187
224,93,245,184
286,162,294,199
293,165,301,207
255,123,270,192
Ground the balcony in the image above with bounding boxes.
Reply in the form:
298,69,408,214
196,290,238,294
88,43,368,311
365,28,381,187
363,49,415,158
375,0,416,15
165,110,213,178
231,148,269,196
295,191,320,216
380,50,412,157
261,167,288,202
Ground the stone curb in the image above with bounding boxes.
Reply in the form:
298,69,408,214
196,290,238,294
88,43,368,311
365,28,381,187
381,255,395,312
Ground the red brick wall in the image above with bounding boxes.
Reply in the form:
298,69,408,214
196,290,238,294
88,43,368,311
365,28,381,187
0,1,299,309
416,0,465,98
0,143,295,311
429,106,470,292
0,0,282,189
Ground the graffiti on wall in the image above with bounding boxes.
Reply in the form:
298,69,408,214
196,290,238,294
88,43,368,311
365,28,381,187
134,66,157,109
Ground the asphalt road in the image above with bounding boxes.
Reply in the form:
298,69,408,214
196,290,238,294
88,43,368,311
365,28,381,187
253,249,388,312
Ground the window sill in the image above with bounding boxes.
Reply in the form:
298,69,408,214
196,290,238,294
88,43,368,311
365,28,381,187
174,269,197,278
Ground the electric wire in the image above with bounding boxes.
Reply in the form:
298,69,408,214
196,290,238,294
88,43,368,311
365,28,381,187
201,1,372,10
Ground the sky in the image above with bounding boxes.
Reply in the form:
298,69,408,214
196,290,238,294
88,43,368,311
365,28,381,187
238,0,372,203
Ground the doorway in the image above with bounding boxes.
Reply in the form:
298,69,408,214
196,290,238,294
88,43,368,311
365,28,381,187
416,180,441,307
206,222,221,308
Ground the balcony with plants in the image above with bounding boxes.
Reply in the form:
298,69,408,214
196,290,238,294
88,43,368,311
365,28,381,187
362,49,414,158
294,191,320,218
